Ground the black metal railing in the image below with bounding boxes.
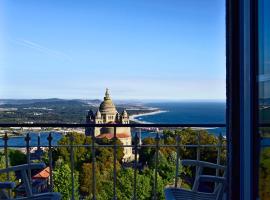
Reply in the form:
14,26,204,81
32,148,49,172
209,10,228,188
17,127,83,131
0,123,227,200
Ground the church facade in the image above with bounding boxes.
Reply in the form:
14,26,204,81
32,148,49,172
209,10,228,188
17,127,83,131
85,89,134,162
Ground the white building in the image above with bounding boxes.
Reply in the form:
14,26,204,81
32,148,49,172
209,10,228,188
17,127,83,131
85,89,134,162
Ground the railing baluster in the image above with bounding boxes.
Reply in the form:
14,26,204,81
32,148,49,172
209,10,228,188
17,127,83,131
91,133,96,200
153,132,160,200
216,133,223,187
133,129,139,200
196,132,201,177
113,127,117,200
4,133,9,180
174,131,181,188
138,128,142,146
25,133,31,189
70,134,75,200
3,132,11,198
217,133,222,168
37,133,41,161
47,133,53,192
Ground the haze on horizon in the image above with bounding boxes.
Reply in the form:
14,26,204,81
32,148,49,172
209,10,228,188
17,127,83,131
0,0,225,100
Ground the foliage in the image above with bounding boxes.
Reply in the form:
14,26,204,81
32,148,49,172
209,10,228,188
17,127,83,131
139,137,155,165
143,168,165,200
8,149,27,166
79,163,102,198
259,147,270,200
50,128,226,199
0,152,16,183
53,161,79,200
136,170,152,199
141,128,226,190
96,138,124,164
54,132,124,169
54,132,92,169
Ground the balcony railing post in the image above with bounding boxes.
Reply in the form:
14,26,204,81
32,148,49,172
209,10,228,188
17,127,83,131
47,133,53,192
217,133,222,174
25,133,32,186
91,132,96,200
196,132,201,177
153,132,160,200
70,134,75,200
133,128,139,200
138,128,142,146
3,132,11,198
3,133,9,180
113,126,117,200
214,133,223,189
174,130,181,188
37,133,41,161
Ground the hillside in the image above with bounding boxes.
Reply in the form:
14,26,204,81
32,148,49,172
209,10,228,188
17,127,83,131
0,99,157,124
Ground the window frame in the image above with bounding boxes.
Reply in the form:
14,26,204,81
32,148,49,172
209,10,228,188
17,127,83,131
226,0,259,199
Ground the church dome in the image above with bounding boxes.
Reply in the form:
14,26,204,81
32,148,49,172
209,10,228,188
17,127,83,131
99,89,117,114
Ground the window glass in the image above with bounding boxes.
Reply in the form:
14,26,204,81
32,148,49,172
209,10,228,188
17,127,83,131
258,0,270,198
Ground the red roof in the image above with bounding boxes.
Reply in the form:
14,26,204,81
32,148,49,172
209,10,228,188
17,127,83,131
32,167,50,179
96,133,130,139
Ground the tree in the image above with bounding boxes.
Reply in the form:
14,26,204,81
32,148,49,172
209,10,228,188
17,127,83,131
118,168,152,200
96,138,124,163
136,171,152,199
54,132,92,169
139,138,155,165
0,152,16,183
53,161,79,200
259,147,270,200
142,169,165,200
116,169,133,200
158,152,177,183
138,128,226,193
8,149,26,166
79,163,101,198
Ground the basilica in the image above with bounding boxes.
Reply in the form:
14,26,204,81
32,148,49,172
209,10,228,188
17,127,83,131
85,89,134,162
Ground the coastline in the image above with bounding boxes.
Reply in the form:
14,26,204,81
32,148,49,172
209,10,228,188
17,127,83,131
129,110,168,124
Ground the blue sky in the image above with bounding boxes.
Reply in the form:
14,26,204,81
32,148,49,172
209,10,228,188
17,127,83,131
0,0,225,100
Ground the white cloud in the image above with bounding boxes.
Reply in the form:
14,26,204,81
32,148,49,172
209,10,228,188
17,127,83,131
11,38,72,62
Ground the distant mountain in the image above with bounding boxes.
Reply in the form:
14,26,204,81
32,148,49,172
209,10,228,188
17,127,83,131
0,98,152,123
0,99,95,123
0,98,102,106
0,98,62,105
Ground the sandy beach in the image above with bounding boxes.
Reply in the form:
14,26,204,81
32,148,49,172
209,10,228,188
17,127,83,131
129,110,168,124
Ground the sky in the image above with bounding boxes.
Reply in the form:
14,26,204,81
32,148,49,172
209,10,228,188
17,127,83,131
0,0,225,100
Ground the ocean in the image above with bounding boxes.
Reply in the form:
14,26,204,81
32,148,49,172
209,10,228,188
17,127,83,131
134,102,226,136
135,102,225,124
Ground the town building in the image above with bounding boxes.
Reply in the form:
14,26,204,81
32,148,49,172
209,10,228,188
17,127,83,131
85,89,134,162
